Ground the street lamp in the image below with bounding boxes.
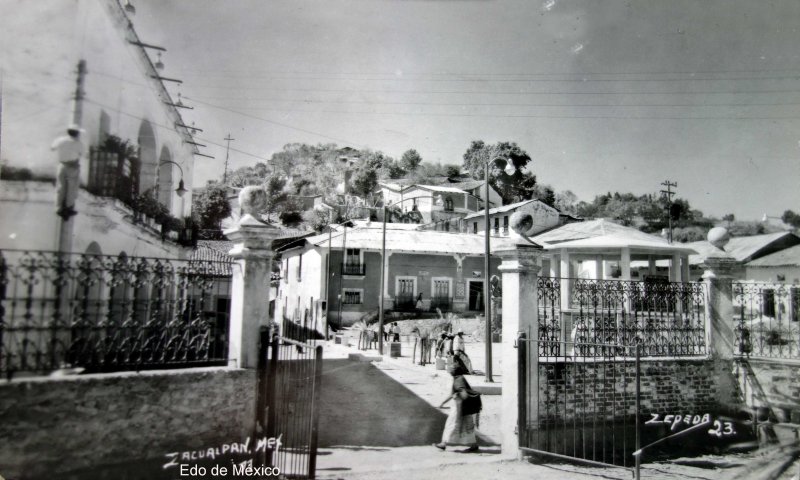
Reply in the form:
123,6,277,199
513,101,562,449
157,160,188,198
483,157,516,383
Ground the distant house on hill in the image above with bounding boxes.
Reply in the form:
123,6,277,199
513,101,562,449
461,199,566,237
378,181,502,225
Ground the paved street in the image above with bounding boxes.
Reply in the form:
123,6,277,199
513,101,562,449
313,339,800,480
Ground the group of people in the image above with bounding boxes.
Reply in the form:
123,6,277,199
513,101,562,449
383,322,401,342
436,330,474,375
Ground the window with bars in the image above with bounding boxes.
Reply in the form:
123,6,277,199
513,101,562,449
343,289,363,305
762,288,776,317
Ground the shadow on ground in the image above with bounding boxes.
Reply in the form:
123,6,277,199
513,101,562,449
319,359,448,447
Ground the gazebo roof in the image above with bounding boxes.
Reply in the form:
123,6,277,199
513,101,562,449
543,233,697,255
533,219,695,255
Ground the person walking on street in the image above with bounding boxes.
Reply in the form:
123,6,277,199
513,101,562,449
452,330,474,374
434,355,481,452
391,322,400,342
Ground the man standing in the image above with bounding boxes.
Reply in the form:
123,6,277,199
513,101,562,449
51,124,83,219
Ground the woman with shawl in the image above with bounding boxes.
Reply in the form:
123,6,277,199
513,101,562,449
434,356,481,452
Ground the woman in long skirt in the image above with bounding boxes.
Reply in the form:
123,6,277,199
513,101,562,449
434,356,480,452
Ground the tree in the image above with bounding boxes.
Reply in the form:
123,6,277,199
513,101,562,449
722,213,735,227
400,149,423,171
263,174,288,222
193,183,231,230
462,140,533,204
554,190,579,215
782,210,800,229
350,165,378,198
444,164,462,177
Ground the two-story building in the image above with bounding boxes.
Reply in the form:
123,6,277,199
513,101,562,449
276,222,518,330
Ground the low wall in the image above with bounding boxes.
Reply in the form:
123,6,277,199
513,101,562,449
535,358,735,422
0,367,257,479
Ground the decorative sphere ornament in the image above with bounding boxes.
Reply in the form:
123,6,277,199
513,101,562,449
707,227,730,249
509,212,534,235
239,186,269,220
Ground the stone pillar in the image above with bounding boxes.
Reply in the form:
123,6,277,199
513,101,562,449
496,242,544,457
225,214,282,369
702,255,740,358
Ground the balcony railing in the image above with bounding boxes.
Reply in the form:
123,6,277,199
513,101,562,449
341,263,366,276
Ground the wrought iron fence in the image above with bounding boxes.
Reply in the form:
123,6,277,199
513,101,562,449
536,277,707,357
255,332,322,479
518,334,640,470
0,249,232,378
732,282,800,359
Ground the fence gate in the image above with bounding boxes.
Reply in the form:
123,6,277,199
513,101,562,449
255,330,323,479
518,334,641,471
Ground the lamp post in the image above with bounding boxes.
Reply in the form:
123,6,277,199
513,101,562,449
156,160,188,199
483,157,517,382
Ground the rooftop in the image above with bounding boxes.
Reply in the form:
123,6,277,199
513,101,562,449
286,225,519,255
745,243,800,267
685,231,800,264
463,199,541,220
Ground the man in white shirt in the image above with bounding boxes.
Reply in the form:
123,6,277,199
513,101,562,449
51,124,84,219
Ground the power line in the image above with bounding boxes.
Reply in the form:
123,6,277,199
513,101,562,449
187,95,800,108
187,97,364,147
182,84,800,96
183,99,800,121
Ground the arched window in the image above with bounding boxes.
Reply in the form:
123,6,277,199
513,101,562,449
157,146,174,212
137,120,157,194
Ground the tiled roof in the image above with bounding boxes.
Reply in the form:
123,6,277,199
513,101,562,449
190,240,234,276
744,243,800,267
292,225,519,255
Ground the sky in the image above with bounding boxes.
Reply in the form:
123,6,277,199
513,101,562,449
130,0,800,220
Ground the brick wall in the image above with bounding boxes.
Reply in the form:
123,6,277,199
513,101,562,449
0,367,256,479
534,358,732,423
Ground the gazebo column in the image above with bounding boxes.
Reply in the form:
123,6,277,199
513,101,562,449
669,253,681,282
620,248,632,281
681,255,690,282
551,253,561,278
648,255,656,277
595,255,603,280
560,249,571,311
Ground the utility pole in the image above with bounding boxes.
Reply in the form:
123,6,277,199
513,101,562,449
660,180,677,243
223,133,234,184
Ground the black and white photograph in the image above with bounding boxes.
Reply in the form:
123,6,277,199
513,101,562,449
1,1,799,479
